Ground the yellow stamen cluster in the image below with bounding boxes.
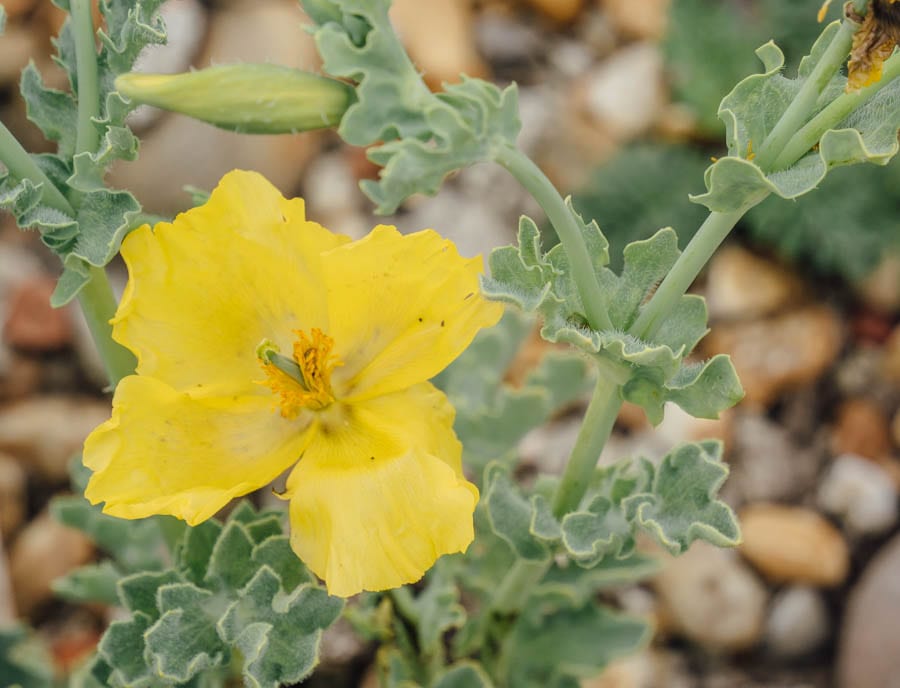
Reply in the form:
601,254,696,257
260,328,343,418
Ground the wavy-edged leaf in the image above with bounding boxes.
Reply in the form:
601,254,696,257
303,0,520,212
693,23,900,212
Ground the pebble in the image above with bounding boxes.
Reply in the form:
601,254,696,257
705,246,805,321
391,0,488,89
838,532,900,687
549,39,596,78
0,22,39,86
856,253,900,315
475,11,544,67
580,42,665,140
653,404,733,454
522,0,584,24
739,504,849,587
301,152,367,237
109,0,320,215
817,454,898,536
831,398,892,461
765,586,830,658
600,0,670,41
727,413,822,504
3,276,74,351
0,534,14,623
0,396,111,483
893,408,900,449
837,346,897,406
885,324,900,384
0,452,26,539
9,510,94,617
653,542,768,652
703,305,843,407
1,0,37,20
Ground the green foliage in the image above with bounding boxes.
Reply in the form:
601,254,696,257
433,311,594,479
90,504,342,688
693,22,900,213
483,215,743,426
481,441,739,574
0,0,164,304
665,0,842,136
0,625,54,688
302,0,521,213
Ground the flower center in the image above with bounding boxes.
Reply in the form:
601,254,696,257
257,328,343,418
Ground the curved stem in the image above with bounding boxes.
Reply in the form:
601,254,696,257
628,209,745,341
0,122,74,215
71,0,100,155
493,144,614,332
773,51,900,170
77,265,136,386
756,18,856,170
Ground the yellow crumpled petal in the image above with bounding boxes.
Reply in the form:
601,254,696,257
285,383,477,597
84,375,313,524
847,5,899,92
83,169,500,597
323,225,503,402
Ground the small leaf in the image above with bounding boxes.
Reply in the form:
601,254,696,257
98,612,157,687
204,521,257,591
483,464,551,562
117,570,179,618
412,566,466,657
53,561,122,606
629,441,741,554
433,663,494,688
218,568,344,688
20,63,77,158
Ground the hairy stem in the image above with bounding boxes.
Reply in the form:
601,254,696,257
773,51,900,170
494,144,614,332
628,209,746,341
756,18,857,170
71,0,100,155
78,265,137,386
0,122,74,214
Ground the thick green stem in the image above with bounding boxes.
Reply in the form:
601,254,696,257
773,52,900,170
491,379,623,614
0,122,74,214
551,379,623,516
756,19,857,170
71,0,100,154
628,209,745,341
494,144,614,332
77,265,136,386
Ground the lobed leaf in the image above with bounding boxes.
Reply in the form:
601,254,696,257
303,0,521,212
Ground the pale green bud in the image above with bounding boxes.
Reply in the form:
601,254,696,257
115,64,355,135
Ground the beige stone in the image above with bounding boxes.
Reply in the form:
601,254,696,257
0,22,40,85
0,453,26,539
523,0,583,23
10,511,94,616
653,542,768,652
0,396,110,482
391,0,488,89
601,0,670,41
856,253,900,315
3,276,74,351
703,305,843,407
831,398,892,461
705,246,805,321
739,504,849,587
885,324,900,384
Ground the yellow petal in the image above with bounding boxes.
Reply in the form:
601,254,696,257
286,383,477,597
84,375,311,525
114,170,348,395
322,225,503,401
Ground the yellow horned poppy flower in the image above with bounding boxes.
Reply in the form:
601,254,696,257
83,170,502,597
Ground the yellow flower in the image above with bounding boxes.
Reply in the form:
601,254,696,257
83,170,502,597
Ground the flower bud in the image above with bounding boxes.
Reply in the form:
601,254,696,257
115,64,355,134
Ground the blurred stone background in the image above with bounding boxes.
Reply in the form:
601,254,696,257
1,0,899,686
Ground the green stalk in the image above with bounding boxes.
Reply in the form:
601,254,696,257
491,379,624,614
773,52,900,170
755,18,856,170
69,0,136,387
494,144,614,332
0,122,74,214
78,265,137,386
628,209,746,340
71,0,100,154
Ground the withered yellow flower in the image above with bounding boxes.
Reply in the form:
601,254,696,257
83,170,502,597
847,0,900,91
